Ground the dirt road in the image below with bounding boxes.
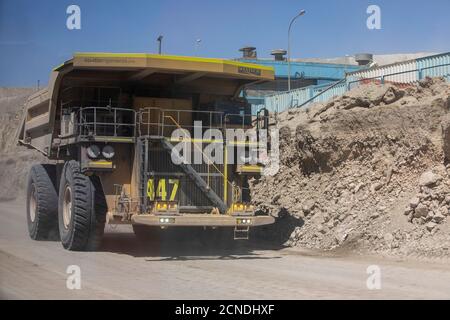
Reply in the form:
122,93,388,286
1,201,450,300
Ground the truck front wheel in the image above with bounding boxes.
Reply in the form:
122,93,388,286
58,161,107,251
26,164,58,240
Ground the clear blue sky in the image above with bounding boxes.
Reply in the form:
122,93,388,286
1,0,449,87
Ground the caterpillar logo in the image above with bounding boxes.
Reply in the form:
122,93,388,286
238,66,261,76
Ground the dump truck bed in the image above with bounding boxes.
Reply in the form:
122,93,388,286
18,52,274,156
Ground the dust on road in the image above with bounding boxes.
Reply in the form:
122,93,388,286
1,201,450,300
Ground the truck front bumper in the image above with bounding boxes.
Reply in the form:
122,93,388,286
132,213,275,227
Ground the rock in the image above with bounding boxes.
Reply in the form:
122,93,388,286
407,213,414,222
445,195,450,205
334,232,349,244
383,87,404,105
326,221,335,229
271,194,281,204
418,77,433,88
419,171,440,187
442,114,450,163
426,221,437,232
384,233,394,242
409,197,420,208
400,96,419,106
354,183,364,193
317,225,327,234
413,203,428,218
371,182,383,192
431,97,447,110
342,97,370,110
370,212,380,219
433,212,445,223
302,200,316,215
390,241,399,249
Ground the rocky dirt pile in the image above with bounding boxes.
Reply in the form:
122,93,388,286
405,170,449,231
251,77,450,258
0,87,47,201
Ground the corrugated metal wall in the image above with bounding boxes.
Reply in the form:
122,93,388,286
348,59,418,85
417,53,450,79
262,81,347,112
311,82,347,103
264,87,311,113
260,52,450,113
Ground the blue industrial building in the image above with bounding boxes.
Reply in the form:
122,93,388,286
254,51,449,114
235,47,362,106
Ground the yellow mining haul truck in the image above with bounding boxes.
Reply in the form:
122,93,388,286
18,52,276,251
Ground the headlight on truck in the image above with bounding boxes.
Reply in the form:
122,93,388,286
159,217,175,224
156,202,168,211
154,201,178,213
237,218,252,225
232,203,254,213
86,144,101,159
102,145,115,159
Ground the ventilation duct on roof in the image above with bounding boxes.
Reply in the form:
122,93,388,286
239,46,257,59
271,49,287,61
355,53,373,66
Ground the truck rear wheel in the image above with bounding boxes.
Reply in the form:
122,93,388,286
26,164,59,240
58,161,107,251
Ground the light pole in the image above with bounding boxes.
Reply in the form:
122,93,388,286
195,39,202,56
288,9,306,91
157,35,163,54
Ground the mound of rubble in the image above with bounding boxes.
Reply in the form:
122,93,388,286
0,87,47,201
251,77,450,258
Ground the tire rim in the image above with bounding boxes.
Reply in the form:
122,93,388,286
29,185,37,223
63,185,72,229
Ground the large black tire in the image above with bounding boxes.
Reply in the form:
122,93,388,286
26,164,59,240
58,160,107,251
